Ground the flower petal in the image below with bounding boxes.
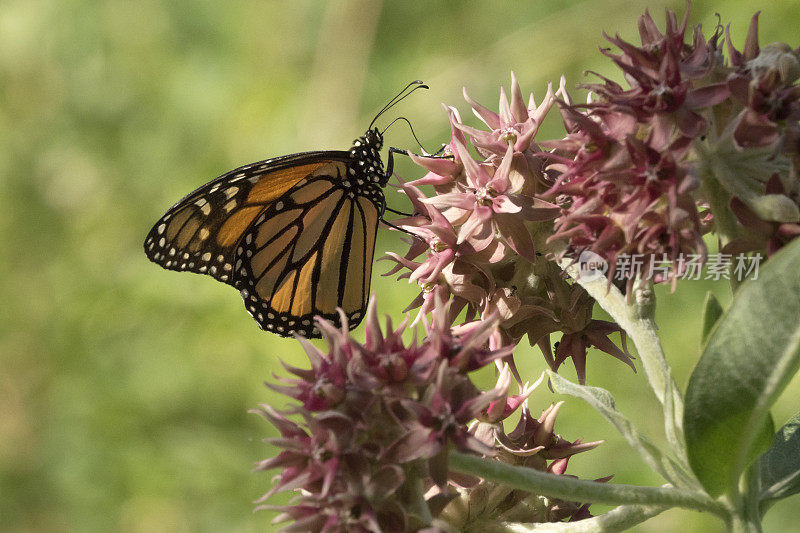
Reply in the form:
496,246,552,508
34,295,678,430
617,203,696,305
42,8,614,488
463,87,501,129
494,213,537,262
457,205,492,244
492,195,523,213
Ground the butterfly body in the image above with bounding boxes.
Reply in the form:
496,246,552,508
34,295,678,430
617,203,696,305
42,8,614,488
144,128,388,338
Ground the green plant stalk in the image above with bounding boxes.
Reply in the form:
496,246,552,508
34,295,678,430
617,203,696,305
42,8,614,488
493,504,668,532
404,461,433,524
556,255,688,465
739,462,764,533
696,151,745,292
693,142,741,248
450,452,729,519
726,468,763,533
728,515,763,533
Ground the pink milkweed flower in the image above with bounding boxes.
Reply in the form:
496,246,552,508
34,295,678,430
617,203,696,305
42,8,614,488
545,100,708,288
723,174,800,256
426,304,512,373
724,13,800,150
252,407,357,500
501,401,604,461
265,473,408,533
550,320,635,385
477,365,534,424
406,106,468,193
385,183,466,286
387,74,630,381
423,141,558,262
381,361,501,486
256,296,527,524
458,72,562,158
257,293,609,529
268,335,348,411
587,7,729,144
389,261,488,327
489,262,634,384
470,368,543,448
438,399,606,526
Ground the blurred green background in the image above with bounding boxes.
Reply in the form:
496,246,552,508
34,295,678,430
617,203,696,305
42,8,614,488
3,0,799,531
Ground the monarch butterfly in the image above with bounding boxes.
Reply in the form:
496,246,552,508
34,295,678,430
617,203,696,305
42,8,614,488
144,82,427,338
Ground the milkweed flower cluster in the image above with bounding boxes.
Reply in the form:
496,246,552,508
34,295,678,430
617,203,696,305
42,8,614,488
385,75,633,384
254,300,602,532
545,8,800,285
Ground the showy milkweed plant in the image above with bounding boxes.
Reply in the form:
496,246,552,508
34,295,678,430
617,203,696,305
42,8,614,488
254,6,800,532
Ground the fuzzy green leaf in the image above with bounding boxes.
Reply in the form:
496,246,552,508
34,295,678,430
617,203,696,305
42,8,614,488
685,239,800,497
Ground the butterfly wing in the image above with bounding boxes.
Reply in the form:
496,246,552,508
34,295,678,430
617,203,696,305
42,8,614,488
235,174,380,337
144,151,347,283
144,151,382,338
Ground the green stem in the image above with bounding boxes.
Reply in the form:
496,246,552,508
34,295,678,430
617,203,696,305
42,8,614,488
403,461,433,524
728,516,762,533
725,464,764,533
556,255,688,465
728,497,763,533
694,142,740,247
450,452,729,519
495,504,668,532
696,156,744,292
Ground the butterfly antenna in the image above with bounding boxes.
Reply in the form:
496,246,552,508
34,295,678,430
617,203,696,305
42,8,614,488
381,116,429,154
369,80,428,130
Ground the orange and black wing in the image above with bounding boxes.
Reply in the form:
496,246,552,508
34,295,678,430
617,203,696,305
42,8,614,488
235,170,381,337
144,151,347,283
144,152,381,337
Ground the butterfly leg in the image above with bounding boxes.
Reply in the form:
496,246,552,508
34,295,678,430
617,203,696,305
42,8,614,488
386,146,404,179
385,206,414,217
380,218,415,236
386,145,452,182
381,147,417,218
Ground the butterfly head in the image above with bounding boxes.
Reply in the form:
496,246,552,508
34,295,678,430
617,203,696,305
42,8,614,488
364,127,384,150
350,127,387,186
